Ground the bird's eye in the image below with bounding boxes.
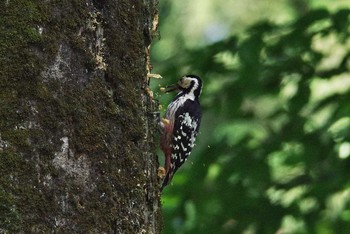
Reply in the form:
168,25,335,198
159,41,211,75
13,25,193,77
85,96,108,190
179,78,186,87
182,79,190,88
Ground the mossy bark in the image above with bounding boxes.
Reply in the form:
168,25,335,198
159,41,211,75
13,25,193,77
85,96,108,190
0,0,161,233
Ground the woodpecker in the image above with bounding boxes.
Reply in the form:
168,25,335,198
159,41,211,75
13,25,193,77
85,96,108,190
160,75,202,189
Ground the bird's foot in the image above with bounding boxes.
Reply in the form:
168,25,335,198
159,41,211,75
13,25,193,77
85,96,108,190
157,167,166,178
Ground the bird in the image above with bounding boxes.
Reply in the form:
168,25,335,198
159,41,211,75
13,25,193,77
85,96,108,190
159,75,202,190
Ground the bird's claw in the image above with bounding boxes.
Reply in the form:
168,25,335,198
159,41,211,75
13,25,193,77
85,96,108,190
157,167,166,178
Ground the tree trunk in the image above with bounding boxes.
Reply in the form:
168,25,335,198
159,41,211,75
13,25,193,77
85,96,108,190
0,0,161,233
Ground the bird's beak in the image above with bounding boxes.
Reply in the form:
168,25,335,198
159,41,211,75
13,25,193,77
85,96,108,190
162,83,180,93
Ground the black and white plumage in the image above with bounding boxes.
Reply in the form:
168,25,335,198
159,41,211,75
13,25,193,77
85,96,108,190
160,75,202,189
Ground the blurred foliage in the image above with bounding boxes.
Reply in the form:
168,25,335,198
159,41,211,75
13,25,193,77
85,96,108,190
152,1,350,233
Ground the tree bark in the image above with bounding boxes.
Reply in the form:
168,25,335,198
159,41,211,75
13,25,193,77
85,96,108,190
0,0,161,233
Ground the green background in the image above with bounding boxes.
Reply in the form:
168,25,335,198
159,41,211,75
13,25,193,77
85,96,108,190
151,1,350,233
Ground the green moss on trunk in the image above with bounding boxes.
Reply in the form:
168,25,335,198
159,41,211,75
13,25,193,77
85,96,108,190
0,0,161,232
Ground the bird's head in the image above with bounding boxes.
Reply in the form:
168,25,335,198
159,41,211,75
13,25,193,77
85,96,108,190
163,75,202,99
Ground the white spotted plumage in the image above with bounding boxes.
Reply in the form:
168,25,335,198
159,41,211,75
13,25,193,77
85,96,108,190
160,75,202,189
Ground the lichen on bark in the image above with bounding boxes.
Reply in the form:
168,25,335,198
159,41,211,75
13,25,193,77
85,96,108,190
0,0,161,233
